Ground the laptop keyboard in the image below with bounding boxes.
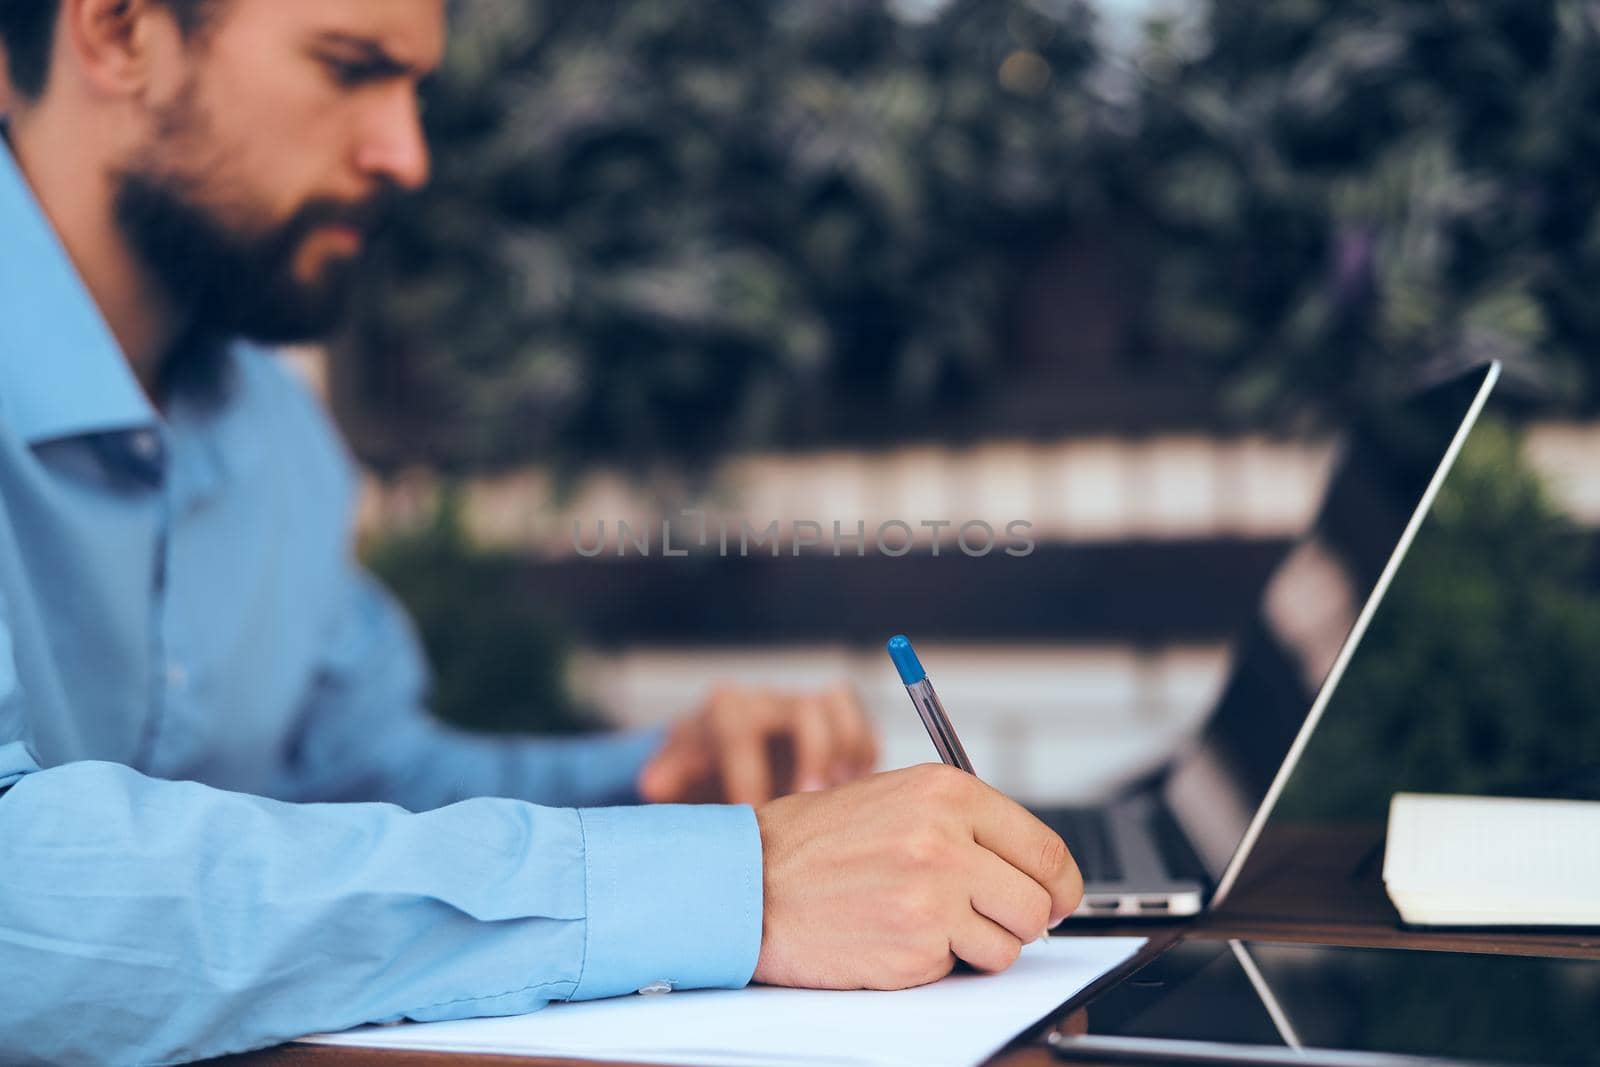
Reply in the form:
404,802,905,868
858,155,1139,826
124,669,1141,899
1039,807,1124,883
1147,803,1207,882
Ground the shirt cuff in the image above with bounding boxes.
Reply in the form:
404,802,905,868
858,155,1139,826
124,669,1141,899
571,803,762,1001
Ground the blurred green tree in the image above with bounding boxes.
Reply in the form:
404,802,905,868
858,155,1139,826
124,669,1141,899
335,0,1102,478
364,491,596,734
341,0,1600,778
1130,0,1600,423
1280,419,1600,819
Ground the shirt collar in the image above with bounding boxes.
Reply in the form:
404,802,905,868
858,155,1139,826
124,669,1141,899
0,133,159,446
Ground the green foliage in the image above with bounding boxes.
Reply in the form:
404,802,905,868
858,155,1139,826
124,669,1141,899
334,0,1600,469
1132,0,1600,423
363,493,596,734
337,0,1102,476
339,2,1600,782
1279,419,1600,820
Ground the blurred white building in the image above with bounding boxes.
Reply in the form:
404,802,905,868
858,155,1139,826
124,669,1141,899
341,393,1600,804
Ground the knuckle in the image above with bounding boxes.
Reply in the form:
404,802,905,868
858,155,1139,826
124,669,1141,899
916,763,970,806
900,826,952,871
889,889,941,932
1062,858,1086,909
1038,833,1071,879
1061,843,1084,891
715,699,755,732
981,937,1023,973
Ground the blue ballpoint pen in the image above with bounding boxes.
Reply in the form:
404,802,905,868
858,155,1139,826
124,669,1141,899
886,635,975,774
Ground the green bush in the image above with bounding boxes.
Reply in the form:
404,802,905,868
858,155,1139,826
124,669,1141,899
1133,0,1600,421
334,0,1103,476
1279,419,1600,820
363,492,596,735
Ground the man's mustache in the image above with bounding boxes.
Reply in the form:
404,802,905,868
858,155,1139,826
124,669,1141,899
283,187,401,247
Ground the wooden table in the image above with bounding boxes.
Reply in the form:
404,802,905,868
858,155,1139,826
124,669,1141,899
219,822,1600,1067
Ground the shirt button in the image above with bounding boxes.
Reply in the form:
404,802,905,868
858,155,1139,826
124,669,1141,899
130,431,161,460
166,663,188,689
637,980,674,995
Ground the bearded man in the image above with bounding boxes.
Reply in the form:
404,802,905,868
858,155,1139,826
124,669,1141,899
0,2,1082,1062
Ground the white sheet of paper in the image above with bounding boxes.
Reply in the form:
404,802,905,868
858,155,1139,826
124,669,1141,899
303,936,1147,1067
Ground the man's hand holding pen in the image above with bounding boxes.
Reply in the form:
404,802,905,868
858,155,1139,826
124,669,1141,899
640,638,1082,991
753,764,1083,989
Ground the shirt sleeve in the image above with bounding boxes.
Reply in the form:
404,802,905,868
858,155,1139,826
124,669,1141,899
0,739,763,1065
270,563,664,812
246,345,665,814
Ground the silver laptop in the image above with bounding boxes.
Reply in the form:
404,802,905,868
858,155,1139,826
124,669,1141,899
1039,361,1501,921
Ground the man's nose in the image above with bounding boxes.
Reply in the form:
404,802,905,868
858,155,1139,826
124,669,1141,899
355,91,432,192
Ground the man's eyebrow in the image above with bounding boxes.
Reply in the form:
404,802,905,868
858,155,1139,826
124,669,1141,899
312,31,437,79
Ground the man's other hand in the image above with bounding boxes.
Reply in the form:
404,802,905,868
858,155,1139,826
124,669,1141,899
752,764,1084,989
637,682,878,804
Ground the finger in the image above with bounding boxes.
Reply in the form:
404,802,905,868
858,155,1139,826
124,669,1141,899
967,844,1054,943
949,911,1024,974
823,684,879,779
637,723,712,802
787,694,834,793
825,683,877,773
967,787,1083,924
714,688,777,805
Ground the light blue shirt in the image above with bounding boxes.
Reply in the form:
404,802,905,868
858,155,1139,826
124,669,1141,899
0,140,762,1065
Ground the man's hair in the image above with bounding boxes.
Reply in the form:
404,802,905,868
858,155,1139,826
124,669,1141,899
0,0,220,100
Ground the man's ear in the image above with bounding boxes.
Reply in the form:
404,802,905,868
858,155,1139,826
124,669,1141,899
58,0,185,102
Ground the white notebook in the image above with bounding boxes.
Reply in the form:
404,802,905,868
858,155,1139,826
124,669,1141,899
303,936,1147,1067
1383,792,1600,927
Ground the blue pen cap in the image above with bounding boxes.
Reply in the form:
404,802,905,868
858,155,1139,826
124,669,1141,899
886,634,926,684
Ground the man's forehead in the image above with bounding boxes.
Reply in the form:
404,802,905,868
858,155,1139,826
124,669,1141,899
230,0,447,73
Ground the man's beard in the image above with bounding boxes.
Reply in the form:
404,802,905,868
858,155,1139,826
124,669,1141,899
110,88,397,357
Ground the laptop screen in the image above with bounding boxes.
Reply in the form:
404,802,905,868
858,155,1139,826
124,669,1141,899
1160,363,1500,888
